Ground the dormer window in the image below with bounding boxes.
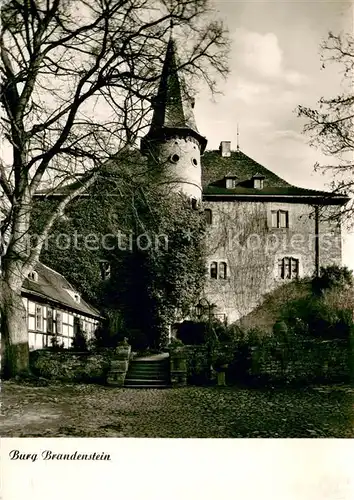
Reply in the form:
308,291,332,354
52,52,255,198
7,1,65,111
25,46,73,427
65,288,81,303
252,173,265,189
225,173,238,189
28,270,38,282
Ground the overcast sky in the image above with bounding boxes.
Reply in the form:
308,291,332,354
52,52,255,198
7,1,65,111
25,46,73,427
193,0,354,269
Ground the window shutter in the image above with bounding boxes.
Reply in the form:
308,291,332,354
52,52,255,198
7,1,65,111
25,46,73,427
271,211,278,228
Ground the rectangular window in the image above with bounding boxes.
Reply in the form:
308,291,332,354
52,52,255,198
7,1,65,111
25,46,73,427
210,262,218,279
271,210,289,228
284,257,291,279
204,209,212,225
47,308,53,333
279,210,288,228
291,258,299,277
56,311,62,334
218,262,227,279
35,305,43,331
278,257,299,279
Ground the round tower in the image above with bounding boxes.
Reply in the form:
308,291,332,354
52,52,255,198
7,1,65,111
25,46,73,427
156,135,202,200
141,38,207,202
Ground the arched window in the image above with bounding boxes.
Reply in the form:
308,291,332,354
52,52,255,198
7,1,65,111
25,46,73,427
219,262,227,279
278,257,299,279
210,262,218,279
204,209,212,225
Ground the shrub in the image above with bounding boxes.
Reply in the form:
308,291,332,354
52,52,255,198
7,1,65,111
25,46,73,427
71,326,88,352
312,265,353,295
280,293,353,340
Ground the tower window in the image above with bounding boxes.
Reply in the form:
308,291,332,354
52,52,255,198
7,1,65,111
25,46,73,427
170,154,180,163
191,158,198,166
191,198,198,210
278,257,299,279
204,209,212,225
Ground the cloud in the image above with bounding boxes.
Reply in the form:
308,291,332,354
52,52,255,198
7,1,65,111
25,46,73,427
271,129,304,142
230,79,269,103
232,28,309,86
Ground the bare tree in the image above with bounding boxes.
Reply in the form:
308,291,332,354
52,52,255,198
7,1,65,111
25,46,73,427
0,0,228,377
297,32,354,225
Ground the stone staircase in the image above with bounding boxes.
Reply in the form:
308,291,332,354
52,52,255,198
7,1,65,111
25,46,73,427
124,354,171,389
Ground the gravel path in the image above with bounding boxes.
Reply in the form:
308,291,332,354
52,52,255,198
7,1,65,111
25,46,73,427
1,381,353,438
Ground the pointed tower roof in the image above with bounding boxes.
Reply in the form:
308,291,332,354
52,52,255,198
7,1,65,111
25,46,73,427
141,37,207,154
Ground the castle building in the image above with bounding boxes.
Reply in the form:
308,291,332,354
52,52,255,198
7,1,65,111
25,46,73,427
141,38,349,324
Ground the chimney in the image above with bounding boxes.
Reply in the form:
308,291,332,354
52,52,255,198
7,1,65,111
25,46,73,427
219,141,231,157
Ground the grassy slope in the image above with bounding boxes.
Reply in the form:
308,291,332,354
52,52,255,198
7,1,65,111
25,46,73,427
237,280,312,333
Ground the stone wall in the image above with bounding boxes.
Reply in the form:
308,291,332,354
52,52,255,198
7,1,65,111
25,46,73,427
203,200,342,322
184,339,350,386
30,350,111,383
248,338,349,385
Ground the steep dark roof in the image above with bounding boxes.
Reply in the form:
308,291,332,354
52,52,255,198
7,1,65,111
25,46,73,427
202,149,349,205
202,149,290,188
141,38,207,153
22,262,101,318
34,147,349,205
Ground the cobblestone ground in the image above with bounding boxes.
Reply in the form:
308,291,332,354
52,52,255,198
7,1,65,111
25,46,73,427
1,381,353,438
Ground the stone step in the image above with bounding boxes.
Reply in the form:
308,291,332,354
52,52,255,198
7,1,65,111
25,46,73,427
124,378,170,387
124,357,171,389
124,384,171,389
130,361,169,367
127,368,169,375
125,372,169,380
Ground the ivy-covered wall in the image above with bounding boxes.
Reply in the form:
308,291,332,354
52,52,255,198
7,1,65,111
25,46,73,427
203,200,342,323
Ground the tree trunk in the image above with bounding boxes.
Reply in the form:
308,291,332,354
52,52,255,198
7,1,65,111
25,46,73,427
1,282,29,378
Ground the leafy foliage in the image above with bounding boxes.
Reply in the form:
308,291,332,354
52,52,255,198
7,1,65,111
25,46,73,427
34,163,207,349
312,265,353,294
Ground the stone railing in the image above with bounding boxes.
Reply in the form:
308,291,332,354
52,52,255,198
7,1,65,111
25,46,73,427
168,340,187,387
107,339,132,387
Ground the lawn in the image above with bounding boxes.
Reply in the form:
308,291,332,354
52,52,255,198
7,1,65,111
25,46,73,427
1,381,353,438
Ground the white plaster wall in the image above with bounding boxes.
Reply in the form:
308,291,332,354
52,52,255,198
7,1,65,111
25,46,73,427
158,136,202,200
